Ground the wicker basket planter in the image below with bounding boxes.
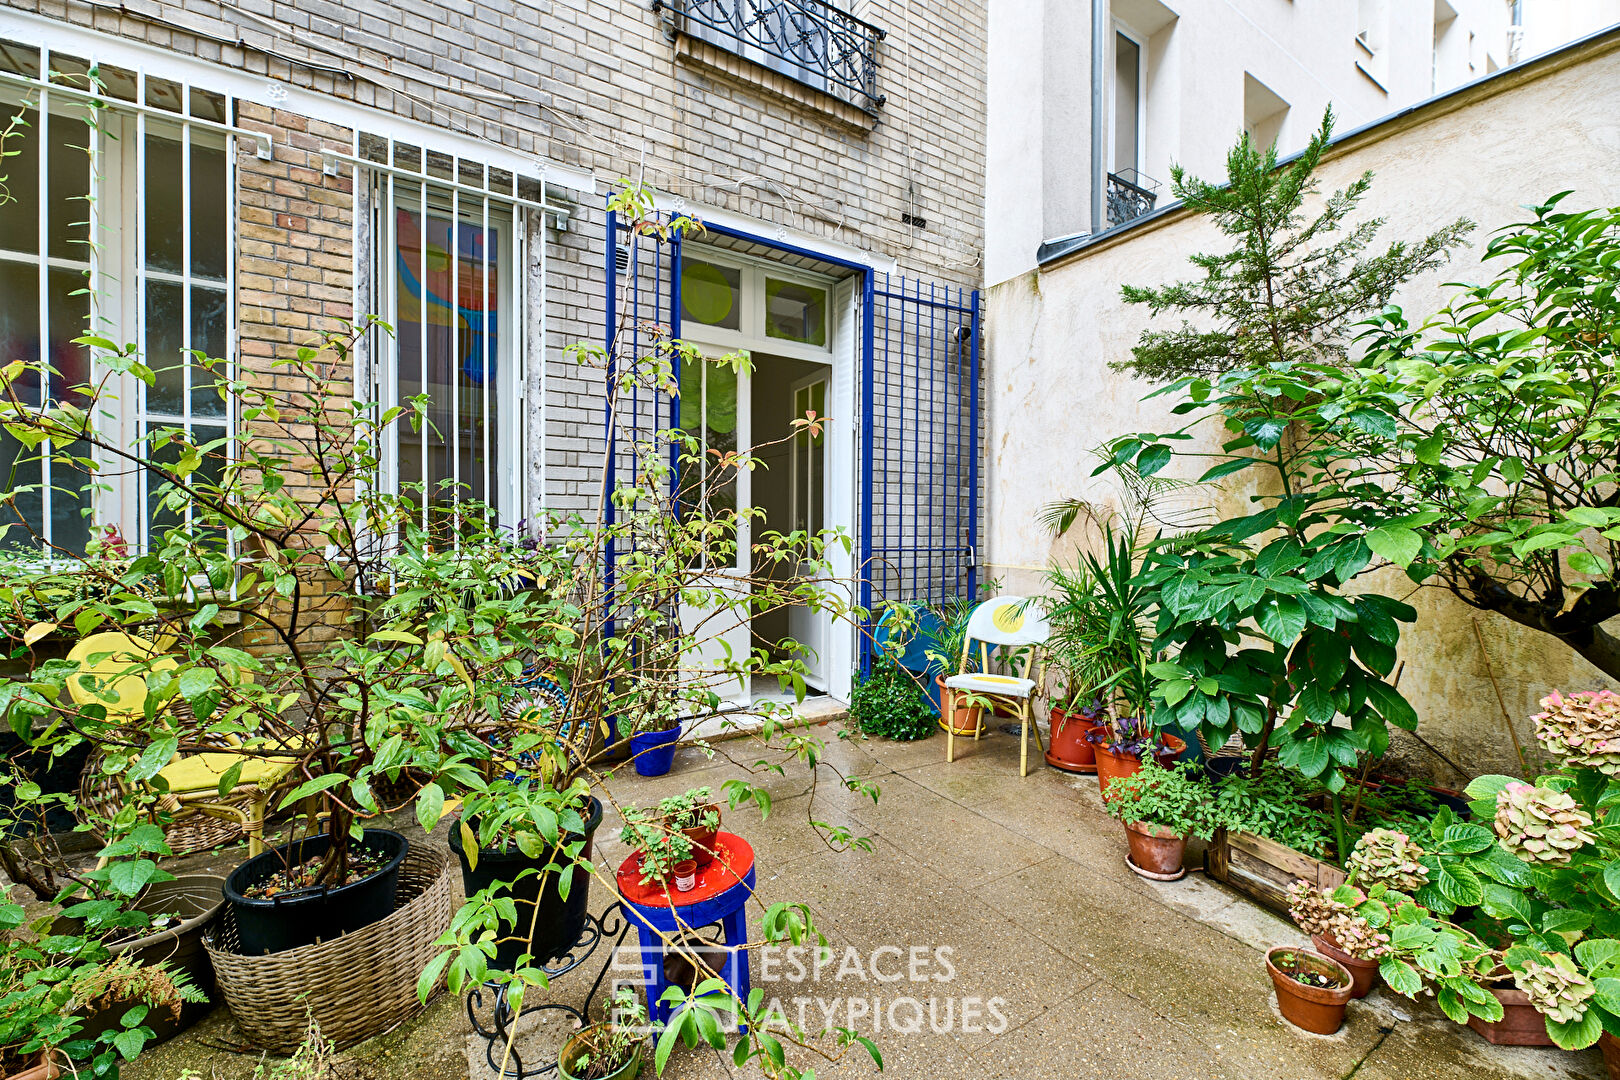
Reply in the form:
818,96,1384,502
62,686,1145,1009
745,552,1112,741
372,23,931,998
203,842,460,1053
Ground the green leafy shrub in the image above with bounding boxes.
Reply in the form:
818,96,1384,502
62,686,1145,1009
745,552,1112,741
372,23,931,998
850,660,935,741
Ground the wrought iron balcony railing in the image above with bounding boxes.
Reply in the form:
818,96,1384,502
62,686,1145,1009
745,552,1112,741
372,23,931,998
656,0,886,113
1107,170,1160,227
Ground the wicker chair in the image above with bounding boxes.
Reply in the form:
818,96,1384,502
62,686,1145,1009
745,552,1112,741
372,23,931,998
70,632,298,857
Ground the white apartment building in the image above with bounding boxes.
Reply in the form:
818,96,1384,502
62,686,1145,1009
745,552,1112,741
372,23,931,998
985,0,1620,285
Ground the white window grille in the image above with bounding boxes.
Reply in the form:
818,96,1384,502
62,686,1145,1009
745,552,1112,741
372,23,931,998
338,135,562,533
0,37,258,555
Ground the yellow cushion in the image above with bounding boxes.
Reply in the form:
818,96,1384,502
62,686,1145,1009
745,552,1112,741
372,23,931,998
66,632,177,716
158,753,297,794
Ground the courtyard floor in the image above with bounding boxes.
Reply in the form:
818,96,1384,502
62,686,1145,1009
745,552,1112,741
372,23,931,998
127,720,1604,1080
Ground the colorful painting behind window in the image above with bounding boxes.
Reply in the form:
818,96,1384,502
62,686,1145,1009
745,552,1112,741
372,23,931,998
395,207,501,518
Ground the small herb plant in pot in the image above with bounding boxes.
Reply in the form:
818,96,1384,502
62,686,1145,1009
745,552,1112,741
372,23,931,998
656,788,721,866
1266,946,1354,1034
620,808,697,886
559,987,648,1080
627,694,683,779
1106,759,1225,880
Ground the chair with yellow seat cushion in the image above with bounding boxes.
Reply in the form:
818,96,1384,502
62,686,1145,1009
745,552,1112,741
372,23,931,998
944,596,1051,777
70,632,297,856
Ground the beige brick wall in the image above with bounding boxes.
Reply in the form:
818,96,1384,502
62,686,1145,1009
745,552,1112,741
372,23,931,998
7,0,987,284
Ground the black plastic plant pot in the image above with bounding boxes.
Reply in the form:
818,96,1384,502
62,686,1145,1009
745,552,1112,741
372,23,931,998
449,797,603,971
223,829,408,956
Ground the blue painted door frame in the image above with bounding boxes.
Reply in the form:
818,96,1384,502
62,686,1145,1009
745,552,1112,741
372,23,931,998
602,215,981,682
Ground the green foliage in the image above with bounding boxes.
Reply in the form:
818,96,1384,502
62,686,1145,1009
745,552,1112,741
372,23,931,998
0,172,881,1078
849,659,935,741
1348,195,1620,679
1042,524,1156,723
1116,106,1471,384
1103,114,1452,798
657,786,719,833
921,599,973,676
1211,769,1445,862
1105,759,1230,840
570,987,646,1077
0,886,206,1078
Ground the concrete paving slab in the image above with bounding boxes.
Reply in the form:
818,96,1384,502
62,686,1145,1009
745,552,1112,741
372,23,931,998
111,722,1608,1080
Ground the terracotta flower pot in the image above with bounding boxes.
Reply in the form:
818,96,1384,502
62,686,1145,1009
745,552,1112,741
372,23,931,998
1095,733,1187,800
3,1052,61,1080
1465,982,1554,1047
1123,819,1186,880
1599,1031,1620,1080
669,804,721,867
1310,934,1379,1000
1266,946,1353,1035
936,676,985,736
1045,707,1100,773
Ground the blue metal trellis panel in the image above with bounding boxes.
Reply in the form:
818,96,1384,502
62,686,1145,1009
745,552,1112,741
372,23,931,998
858,274,980,674
603,211,682,621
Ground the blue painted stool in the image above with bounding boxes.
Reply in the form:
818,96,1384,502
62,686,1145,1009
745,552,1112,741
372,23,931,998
617,832,755,1028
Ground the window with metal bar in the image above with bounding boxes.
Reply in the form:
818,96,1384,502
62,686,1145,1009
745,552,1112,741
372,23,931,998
360,137,534,534
0,38,238,556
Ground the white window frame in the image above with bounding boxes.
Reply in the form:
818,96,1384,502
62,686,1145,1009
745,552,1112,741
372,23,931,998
351,136,548,533
677,244,838,365
0,47,252,556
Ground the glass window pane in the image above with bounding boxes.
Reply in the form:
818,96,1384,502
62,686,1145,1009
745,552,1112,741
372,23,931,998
190,285,227,417
395,206,451,519
99,64,138,103
764,278,827,346
145,280,185,416
1115,33,1141,175
0,105,39,255
680,259,741,331
0,426,42,550
191,140,227,281
145,422,183,539
144,131,183,273
47,267,89,405
48,55,90,90
190,88,227,123
0,40,41,79
47,113,89,261
145,76,183,114
0,260,40,406
48,437,92,556
453,218,497,509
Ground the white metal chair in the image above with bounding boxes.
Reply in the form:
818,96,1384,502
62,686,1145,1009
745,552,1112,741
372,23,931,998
945,595,1050,776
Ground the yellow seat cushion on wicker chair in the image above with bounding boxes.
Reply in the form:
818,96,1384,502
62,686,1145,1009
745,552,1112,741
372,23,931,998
158,753,297,795
66,632,177,717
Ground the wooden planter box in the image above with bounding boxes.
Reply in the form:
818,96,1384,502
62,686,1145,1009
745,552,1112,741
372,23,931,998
1207,828,1346,916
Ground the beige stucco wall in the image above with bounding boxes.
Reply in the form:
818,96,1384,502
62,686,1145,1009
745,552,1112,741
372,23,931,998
983,33,1620,782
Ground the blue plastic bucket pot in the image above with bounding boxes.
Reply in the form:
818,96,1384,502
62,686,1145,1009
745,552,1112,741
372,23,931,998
629,726,681,777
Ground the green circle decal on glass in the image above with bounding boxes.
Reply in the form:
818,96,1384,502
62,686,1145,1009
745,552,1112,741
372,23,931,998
682,261,736,326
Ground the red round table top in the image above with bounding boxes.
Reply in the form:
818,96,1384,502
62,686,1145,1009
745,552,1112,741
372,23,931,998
616,831,755,908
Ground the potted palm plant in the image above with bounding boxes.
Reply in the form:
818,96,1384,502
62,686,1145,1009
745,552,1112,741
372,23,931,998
1063,526,1184,797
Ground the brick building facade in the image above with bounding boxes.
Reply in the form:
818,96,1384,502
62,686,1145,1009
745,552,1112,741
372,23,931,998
0,0,988,701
